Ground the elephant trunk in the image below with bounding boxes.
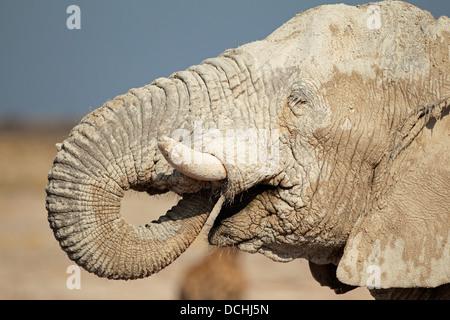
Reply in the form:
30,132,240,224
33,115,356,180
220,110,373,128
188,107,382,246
46,51,274,279
45,85,218,280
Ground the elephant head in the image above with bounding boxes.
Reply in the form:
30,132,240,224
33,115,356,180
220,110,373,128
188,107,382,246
46,1,449,297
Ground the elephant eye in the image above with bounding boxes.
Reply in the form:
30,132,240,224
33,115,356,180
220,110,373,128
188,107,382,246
288,92,309,108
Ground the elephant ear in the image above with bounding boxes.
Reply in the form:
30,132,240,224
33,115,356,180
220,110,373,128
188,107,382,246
337,99,450,289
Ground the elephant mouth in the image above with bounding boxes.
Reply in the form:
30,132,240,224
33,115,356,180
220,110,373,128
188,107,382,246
157,135,284,252
157,135,272,249
208,184,310,263
207,184,277,248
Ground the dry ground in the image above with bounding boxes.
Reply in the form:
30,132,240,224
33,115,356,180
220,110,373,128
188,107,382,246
0,123,372,300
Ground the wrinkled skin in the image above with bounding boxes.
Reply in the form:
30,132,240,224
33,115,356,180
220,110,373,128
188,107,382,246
46,1,449,299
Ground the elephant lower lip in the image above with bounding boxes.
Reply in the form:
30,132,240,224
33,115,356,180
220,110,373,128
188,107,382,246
208,184,277,246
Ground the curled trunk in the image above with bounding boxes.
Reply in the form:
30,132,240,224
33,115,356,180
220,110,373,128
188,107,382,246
46,51,270,279
46,85,216,279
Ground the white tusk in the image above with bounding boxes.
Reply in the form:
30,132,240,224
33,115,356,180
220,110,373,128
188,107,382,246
55,143,63,151
158,136,227,181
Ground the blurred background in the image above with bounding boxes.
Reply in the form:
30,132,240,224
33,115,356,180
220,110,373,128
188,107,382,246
0,0,448,300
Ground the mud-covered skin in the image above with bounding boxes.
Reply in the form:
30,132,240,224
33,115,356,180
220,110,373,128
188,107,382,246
210,2,449,296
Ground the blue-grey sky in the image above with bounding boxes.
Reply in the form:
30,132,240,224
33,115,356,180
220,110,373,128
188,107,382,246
0,0,448,121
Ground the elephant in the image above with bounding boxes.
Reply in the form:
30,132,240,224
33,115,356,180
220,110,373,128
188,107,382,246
46,1,449,299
